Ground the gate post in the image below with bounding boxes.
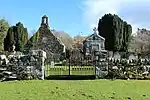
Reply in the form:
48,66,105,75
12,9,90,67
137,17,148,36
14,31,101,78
69,58,70,77
67,50,71,79
39,50,46,80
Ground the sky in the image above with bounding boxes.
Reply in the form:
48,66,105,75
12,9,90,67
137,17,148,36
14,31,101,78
0,0,150,37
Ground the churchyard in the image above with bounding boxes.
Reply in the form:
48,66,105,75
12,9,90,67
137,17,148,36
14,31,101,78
0,15,150,81
0,15,150,100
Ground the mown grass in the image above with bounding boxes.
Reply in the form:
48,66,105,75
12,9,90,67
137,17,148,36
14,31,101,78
0,80,150,100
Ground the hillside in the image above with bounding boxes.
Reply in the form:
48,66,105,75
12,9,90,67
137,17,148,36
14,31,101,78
51,30,73,49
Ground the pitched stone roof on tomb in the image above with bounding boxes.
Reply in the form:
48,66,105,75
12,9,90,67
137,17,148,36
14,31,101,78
83,27,105,43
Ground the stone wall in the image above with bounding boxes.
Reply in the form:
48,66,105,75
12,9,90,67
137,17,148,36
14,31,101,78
0,50,46,81
108,51,138,61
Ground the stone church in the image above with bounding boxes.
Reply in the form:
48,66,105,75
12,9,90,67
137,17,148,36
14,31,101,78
25,15,66,61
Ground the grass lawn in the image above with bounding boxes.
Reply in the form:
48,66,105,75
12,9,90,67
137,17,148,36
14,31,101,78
0,80,150,100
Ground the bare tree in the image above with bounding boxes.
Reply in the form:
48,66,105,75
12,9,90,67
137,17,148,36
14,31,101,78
51,30,73,49
72,35,87,49
129,29,150,55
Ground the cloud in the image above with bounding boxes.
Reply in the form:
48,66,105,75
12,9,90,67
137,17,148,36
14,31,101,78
82,0,150,34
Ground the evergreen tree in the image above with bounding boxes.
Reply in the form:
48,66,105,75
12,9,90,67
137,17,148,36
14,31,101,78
24,31,40,51
4,27,15,51
0,18,9,51
98,13,132,52
4,22,28,52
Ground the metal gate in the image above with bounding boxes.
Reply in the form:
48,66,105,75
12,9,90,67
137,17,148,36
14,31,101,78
44,56,96,77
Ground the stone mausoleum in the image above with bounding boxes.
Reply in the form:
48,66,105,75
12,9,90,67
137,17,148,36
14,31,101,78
83,27,107,56
83,27,108,78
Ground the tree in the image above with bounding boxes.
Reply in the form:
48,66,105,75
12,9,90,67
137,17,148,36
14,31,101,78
4,22,28,52
51,30,73,49
24,31,40,51
98,13,132,52
98,14,114,51
4,27,15,51
0,18,9,51
72,35,87,49
129,29,150,54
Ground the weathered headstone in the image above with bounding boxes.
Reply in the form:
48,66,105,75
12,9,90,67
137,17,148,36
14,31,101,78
129,54,138,60
113,52,121,60
51,61,54,68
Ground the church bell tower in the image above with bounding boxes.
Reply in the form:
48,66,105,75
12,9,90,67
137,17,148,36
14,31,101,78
41,15,49,28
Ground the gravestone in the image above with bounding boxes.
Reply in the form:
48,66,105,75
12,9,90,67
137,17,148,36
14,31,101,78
129,54,138,60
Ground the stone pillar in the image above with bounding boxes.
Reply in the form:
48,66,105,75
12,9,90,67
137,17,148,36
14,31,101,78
41,56,45,80
41,18,44,24
63,44,66,53
46,17,48,26
39,50,46,80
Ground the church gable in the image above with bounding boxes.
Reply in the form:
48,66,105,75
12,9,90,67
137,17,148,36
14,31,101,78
25,15,65,61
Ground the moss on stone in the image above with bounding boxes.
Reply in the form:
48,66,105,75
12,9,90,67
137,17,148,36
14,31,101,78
31,31,40,42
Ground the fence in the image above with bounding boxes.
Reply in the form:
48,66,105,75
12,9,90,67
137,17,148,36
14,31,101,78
44,56,96,78
45,65,95,77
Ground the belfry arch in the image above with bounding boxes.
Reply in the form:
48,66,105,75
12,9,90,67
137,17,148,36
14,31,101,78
41,15,49,28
